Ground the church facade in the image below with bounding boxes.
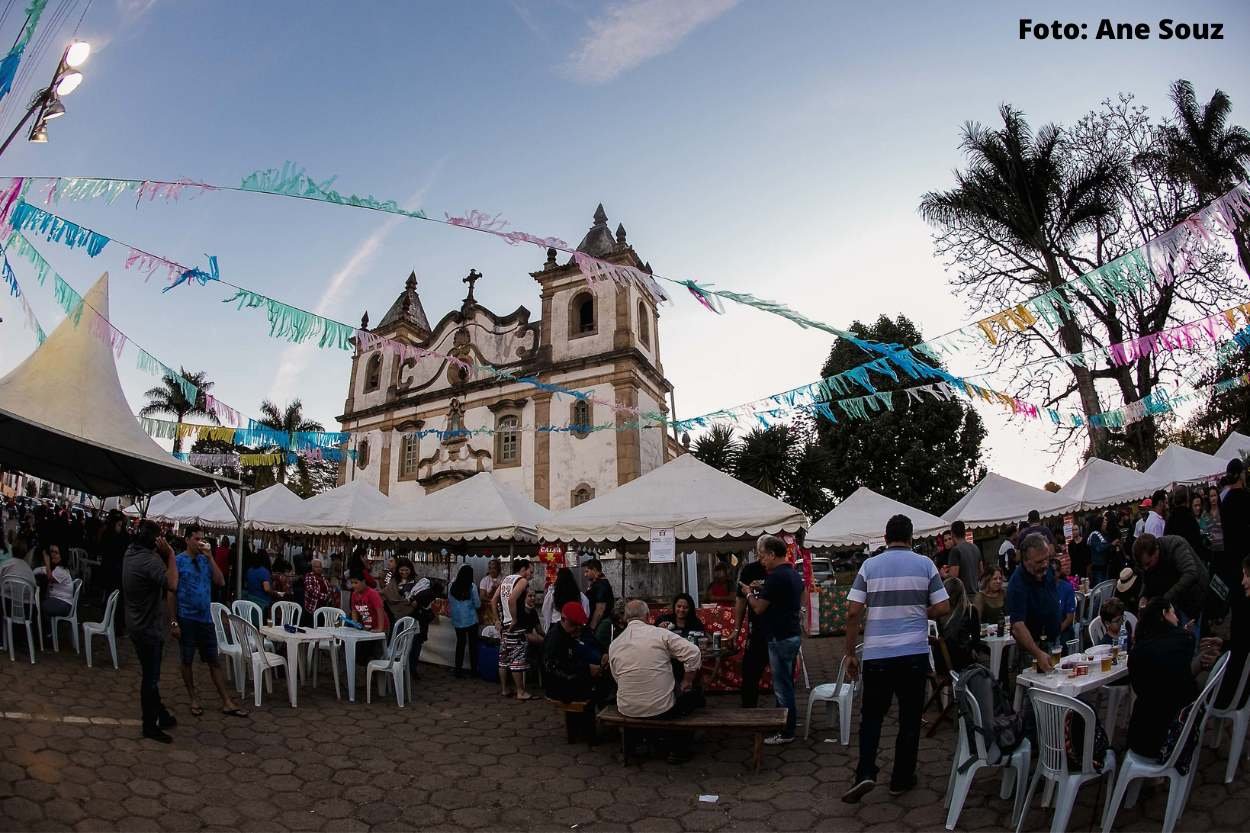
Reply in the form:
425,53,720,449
336,205,680,509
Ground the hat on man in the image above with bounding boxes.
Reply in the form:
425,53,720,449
561,601,588,626
1116,568,1138,594
1139,498,1152,509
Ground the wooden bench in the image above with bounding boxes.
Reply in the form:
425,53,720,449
597,705,787,771
547,698,596,747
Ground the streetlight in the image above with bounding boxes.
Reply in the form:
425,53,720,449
0,39,90,157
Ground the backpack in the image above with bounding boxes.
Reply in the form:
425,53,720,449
953,664,1024,770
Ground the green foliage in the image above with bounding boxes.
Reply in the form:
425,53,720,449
691,424,740,473
815,315,987,517
138,368,217,454
1175,342,1250,451
257,398,328,496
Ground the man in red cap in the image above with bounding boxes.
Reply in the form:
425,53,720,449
543,600,607,707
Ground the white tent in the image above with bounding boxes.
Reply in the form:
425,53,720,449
806,486,947,548
198,483,303,529
353,472,549,542
1057,458,1154,510
254,477,392,535
124,490,176,518
0,273,229,496
942,472,1076,530
538,453,808,543
167,489,240,525
1216,431,1250,462
1143,444,1224,489
150,488,208,522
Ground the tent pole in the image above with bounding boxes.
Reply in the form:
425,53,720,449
234,489,247,601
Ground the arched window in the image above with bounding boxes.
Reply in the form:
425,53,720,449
638,300,650,349
495,415,520,466
571,399,592,439
399,434,419,478
363,353,382,392
572,485,594,506
569,291,596,338
357,439,370,469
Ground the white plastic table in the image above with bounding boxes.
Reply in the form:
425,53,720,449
984,634,1014,677
1013,647,1128,726
331,627,388,703
259,626,333,708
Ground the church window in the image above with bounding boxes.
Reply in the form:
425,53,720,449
571,399,592,439
638,300,650,349
399,434,419,477
357,439,370,469
570,291,596,338
364,353,382,392
496,415,520,466
572,484,594,506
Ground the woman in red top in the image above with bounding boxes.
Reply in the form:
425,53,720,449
211,537,232,602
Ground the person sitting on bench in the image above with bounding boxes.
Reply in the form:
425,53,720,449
607,599,703,763
544,601,611,705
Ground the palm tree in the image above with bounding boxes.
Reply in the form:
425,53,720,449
691,424,740,474
734,425,800,498
258,399,325,493
1156,79,1250,276
919,105,1126,458
139,368,217,454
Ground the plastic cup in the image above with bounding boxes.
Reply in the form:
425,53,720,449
1100,656,1113,673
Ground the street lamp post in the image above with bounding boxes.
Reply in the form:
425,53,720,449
0,39,89,158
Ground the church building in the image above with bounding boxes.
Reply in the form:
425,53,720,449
337,205,680,509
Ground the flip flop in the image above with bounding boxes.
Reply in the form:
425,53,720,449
515,693,535,702
189,704,204,717
221,707,249,718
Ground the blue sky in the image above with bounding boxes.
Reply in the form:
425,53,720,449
1,0,1249,488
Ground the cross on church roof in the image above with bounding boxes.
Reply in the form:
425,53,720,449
463,269,481,303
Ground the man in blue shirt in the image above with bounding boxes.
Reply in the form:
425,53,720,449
743,534,804,744
842,515,950,803
170,525,246,719
1006,533,1062,672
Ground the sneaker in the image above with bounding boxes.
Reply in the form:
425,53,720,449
888,777,917,796
142,728,173,744
841,778,875,804
763,733,795,746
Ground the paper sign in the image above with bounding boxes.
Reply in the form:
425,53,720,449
1063,514,1074,543
649,528,676,564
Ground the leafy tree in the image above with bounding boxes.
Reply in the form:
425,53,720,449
691,424,740,473
735,425,799,499
138,369,218,454
1154,80,1250,275
257,399,325,493
814,315,987,517
1175,342,1250,451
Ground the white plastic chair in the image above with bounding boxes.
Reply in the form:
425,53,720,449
1208,651,1250,784
946,677,1032,830
2,578,37,663
211,602,244,690
310,606,343,698
804,642,861,743
389,615,415,655
1101,652,1229,833
83,589,119,669
367,627,417,707
227,613,289,708
232,599,272,652
271,600,303,627
1086,580,1116,622
50,578,83,654
1086,614,1138,733
1016,689,1117,833
67,547,89,581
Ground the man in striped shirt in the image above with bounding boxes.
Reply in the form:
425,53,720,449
842,514,950,803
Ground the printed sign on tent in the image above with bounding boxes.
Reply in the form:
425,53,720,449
1063,514,1075,543
649,528,676,564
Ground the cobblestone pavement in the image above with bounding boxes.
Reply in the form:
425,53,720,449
2,625,1248,832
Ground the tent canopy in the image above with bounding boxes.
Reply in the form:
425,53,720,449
942,472,1075,530
1216,432,1250,462
1057,458,1154,511
149,489,207,522
255,477,392,535
806,486,947,548
0,274,231,496
124,490,176,517
1143,444,1224,489
353,472,549,542
167,489,240,525
538,453,808,543
198,483,300,529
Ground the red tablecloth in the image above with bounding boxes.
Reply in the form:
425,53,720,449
645,604,772,693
